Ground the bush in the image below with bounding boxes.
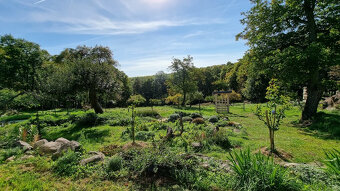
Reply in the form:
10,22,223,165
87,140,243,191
216,120,230,127
182,116,193,122
135,131,155,141
190,113,202,119
136,109,160,118
76,113,106,127
208,116,219,123
0,147,22,163
168,114,180,122
108,117,130,126
228,149,301,191
192,118,205,125
151,122,168,131
211,131,232,150
52,150,81,177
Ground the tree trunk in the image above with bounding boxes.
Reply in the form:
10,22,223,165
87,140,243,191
270,129,275,153
301,0,323,121
301,85,323,120
89,89,103,114
182,92,186,107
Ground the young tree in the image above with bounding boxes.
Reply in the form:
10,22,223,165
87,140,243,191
237,0,339,120
255,79,290,153
167,56,198,106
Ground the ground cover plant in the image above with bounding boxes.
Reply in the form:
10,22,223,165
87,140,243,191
0,104,339,190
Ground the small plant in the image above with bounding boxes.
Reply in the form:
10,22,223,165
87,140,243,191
106,155,123,172
227,148,300,191
192,118,205,125
52,150,81,177
182,116,192,122
136,109,160,118
135,131,155,141
168,113,180,122
208,115,219,123
0,147,22,163
324,149,340,176
190,113,202,119
255,79,290,153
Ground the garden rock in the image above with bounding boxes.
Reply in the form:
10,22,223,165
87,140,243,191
70,141,81,151
20,155,34,160
191,142,202,149
38,142,62,155
80,151,105,165
33,139,48,149
17,140,33,152
6,156,15,162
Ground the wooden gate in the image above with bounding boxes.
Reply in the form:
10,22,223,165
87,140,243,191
213,91,232,114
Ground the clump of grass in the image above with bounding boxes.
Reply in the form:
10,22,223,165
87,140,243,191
324,149,340,176
52,150,81,177
227,148,301,191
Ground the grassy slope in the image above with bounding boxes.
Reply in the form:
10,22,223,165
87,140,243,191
0,104,339,190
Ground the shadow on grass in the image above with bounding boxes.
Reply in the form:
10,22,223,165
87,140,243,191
296,111,340,140
42,123,111,143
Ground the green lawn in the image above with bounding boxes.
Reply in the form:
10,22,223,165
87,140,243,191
0,104,339,190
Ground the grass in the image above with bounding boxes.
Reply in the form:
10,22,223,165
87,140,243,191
0,103,339,190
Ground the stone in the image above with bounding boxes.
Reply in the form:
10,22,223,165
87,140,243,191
55,137,71,145
17,141,33,152
191,142,202,148
20,155,34,160
38,141,62,155
80,151,105,165
70,141,81,151
6,156,15,162
33,139,48,149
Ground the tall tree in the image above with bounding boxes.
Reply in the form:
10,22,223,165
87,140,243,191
237,0,340,120
167,56,198,106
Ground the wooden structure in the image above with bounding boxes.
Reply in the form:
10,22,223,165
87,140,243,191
213,90,232,114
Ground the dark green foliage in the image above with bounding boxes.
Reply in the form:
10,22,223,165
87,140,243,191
324,149,340,176
52,150,81,177
106,155,123,172
135,131,155,141
76,113,106,127
168,114,180,122
136,109,160,118
182,116,192,122
190,113,202,119
151,122,167,131
309,112,340,138
192,118,205,125
108,117,130,126
0,147,22,163
208,115,219,123
228,149,301,191
216,120,230,127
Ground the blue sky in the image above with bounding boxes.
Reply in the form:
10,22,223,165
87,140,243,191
0,0,252,77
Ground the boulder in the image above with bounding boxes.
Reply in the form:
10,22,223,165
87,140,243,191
38,142,62,155
191,142,202,150
33,139,48,149
17,141,33,152
6,156,15,162
80,151,105,165
20,155,34,160
70,141,81,151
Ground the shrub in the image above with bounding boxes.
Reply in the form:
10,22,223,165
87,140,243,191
208,116,219,123
182,116,193,122
0,147,22,163
168,114,180,122
99,144,122,157
151,122,168,131
106,155,123,172
137,123,149,131
52,150,81,177
192,118,205,125
108,117,130,126
135,131,155,141
76,113,106,127
136,110,160,118
190,113,202,119
211,132,232,150
228,149,301,191
216,120,229,127
324,149,340,176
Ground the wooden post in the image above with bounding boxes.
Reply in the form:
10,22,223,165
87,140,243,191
227,94,230,113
